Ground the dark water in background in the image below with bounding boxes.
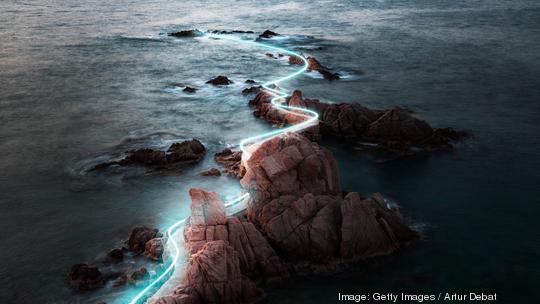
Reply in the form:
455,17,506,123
1,0,539,303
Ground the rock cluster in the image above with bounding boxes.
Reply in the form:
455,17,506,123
152,188,288,303
153,133,418,303
249,90,467,153
240,133,417,264
92,139,206,171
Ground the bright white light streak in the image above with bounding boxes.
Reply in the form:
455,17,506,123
127,32,319,304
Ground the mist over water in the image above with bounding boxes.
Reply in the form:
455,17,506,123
1,0,539,303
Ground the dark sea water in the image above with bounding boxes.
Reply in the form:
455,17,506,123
1,0,539,303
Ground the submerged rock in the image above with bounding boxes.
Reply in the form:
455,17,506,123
68,264,105,292
131,267,150,282
245,79,256,84
168,29,203,38
107,248,124,263
183,86,198,93
206,75,233,86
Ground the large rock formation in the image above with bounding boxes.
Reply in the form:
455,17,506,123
240,133,418,264
249,90,467,153
152,188,288,303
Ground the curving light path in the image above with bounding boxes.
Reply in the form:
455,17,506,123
127,32,319,304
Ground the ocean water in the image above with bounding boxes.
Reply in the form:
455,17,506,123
1,0,539,303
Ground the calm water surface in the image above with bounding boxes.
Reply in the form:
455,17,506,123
0,0,539,303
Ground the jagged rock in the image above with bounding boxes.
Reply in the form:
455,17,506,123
365,107,434,143
169,30,203,37
107,248,124,263
183,86,197,93
200,168,221,177
258,30,279,39
242,86,261,95
126,227,159,254
166,139,206,164
240,133,418,264
206,75,233,86
145,238,165,261
68,264,105,292
214,148,245,178
154,188,287,303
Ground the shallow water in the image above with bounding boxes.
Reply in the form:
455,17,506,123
1,0,539,303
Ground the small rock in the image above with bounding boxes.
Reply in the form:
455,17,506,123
126,227,158,254
242,86,261,95
289,56,303,65
259,30,279,39
265,53,276,59
145,238,165,261
245,79,256,84
131,267,149,281
206,75,233,86
200,168,221,177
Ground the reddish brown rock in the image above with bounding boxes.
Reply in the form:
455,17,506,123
288,56,303,65
145,238,165,261
250,90,466,153
214,148,245,178
68,263,105,292
154,188,288,303
126,227,159,254
206,75,233,86
93,139,206,171
240,133,418,264
200,168,221,177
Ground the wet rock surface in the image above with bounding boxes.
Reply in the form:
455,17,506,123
242,86,261,95
206,75,233,86
183,86,197,93
126,227,159,254
289,56,340,80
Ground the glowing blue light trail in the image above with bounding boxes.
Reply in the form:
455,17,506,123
127,32,319,304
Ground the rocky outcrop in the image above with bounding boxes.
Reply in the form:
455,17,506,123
68,264,105,292
152,188,288,303
169,30,203,38
240,133,418,264
215,148,245,178
107,248,124,263
93,139,206,171
206,75,233,86
249,90,467,153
